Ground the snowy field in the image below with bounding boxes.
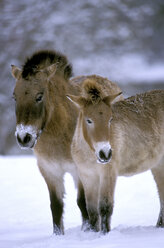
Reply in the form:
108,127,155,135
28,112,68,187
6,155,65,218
0,156,164,248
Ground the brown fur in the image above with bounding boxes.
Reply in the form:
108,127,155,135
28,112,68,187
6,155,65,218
11,50,123,234
68,81,164,233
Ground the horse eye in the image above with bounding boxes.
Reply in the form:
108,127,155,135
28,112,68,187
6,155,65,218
36,93,43,103
12,93,16,101
109,117,113,124
86,119,93,124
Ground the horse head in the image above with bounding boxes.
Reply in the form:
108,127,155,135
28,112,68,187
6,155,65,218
67,79,122,164
11,50,72,150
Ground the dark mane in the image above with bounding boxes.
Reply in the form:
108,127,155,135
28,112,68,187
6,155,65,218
22,50,73,79
83,79,103,104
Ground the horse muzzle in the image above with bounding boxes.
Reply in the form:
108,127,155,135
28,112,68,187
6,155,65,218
15,124,41,149
97,149,112,164
95,142,112,164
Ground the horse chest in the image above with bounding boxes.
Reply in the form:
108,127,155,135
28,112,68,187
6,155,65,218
35,131,72,161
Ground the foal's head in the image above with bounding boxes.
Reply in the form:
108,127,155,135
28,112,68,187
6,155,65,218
67,80,122,164
11,50,72,149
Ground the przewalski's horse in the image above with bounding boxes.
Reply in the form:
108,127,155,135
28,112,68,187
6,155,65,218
11,50,123,234
68,79,164,234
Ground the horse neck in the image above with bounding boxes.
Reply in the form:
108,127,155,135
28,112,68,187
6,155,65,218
45,76,77,135
111,91,164,139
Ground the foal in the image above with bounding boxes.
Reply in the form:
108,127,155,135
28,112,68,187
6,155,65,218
68,79,164,233
11,50,123,234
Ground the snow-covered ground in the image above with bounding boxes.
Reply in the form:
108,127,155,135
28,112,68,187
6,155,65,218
0,156,164,248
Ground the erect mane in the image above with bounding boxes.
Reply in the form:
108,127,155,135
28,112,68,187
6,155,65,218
82,79,104,104
22,50,72,79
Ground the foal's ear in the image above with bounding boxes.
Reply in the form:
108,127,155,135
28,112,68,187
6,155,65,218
66,94,87,108
103,92,123,105
44,63,58,78
11,65,22,80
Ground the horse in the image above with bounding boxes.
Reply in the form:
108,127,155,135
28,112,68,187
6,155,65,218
11,50,123,235
67,79,164,234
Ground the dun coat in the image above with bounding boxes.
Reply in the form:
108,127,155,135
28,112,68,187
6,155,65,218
68,79,164,233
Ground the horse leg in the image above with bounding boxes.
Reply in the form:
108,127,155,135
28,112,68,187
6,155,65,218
38,163,65,234
152,160,164,227
83,181,99,232
99,166,117,234
47,183,64,235
77,180,89,230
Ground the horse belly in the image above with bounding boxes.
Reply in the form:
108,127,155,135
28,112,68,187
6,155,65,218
118,145,164,177
37,155,77,182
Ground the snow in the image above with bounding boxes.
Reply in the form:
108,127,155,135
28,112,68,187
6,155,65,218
0,156,164,248
15,125,38,138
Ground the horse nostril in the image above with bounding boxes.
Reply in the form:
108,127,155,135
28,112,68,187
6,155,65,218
108,149,112,160
23,133,32,144
99,150,106,161
17,134,22,144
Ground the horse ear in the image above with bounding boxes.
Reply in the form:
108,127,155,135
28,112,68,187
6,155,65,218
103,92,123,105
66,94,87,108
11,65,22,79
44,63,58,78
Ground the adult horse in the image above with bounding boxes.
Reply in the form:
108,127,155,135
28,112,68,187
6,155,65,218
11,50,123,234
68,79,164,234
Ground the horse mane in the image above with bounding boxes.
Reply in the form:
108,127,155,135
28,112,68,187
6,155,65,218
22,50,72,79
82,79,104,104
